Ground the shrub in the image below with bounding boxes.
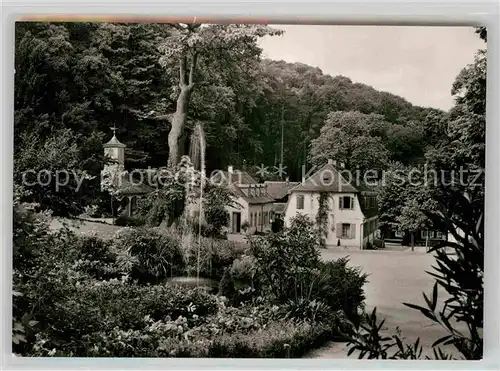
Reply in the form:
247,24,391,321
282,298,333,324
112,227,185,283
185,218,215,238
76,302,285,358
250,214,320,301
20,276,219,357
67,234,122,280
207,320,333,358
230,254,258,288
80,316,210,358
313,258,368,318
218,268,236,299
228,255,260,304
181,234,248,280
71,234,113,261
203,183,235,237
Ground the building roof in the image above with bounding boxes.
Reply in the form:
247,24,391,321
290,163,376,194
230,185,275,205
209,169,274,204
117,176,155,195
210,170,258,185
104,135,126,148
264,181,300,200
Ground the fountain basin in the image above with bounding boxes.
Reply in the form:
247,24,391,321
167,276,219,293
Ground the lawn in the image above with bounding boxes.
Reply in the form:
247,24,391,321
49,218,122,239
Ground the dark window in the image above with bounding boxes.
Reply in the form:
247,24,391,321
297,195,305,210
340,196,352,210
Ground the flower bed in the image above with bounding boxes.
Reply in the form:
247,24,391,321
14,209,365,358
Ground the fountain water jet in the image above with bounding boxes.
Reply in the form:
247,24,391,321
193,122,206,285
168,123,213,290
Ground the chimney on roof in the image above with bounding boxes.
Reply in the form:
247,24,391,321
328,159,333,165
285,176,290,185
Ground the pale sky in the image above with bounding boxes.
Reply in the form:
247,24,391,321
259,25,485,111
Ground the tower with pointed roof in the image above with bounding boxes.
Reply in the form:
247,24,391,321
101,126,154,218
103,124,126,166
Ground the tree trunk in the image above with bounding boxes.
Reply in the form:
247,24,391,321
168,87,192,168
167,53,198,168
411,232,415,252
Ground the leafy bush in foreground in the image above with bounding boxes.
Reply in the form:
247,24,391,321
314,258,368,318
112,227,185,283
208,320,333,358
250,214,320,302
21,278,219,356
178,231,248,280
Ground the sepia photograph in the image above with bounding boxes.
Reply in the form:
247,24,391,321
12,21,486,360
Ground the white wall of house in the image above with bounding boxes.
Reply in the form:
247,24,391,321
227,198,273,234
187,196,273,235
241,203,272,234
284,191,378,248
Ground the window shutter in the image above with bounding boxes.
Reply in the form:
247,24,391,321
339,197,343,209
336,223,342,238
351,197,355,210
350,224,356,239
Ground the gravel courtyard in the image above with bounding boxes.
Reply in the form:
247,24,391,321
308,247,461,359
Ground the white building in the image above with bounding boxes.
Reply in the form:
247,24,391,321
283,160,379,249
207,166,275,234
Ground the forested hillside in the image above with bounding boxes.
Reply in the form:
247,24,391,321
14,22,443,185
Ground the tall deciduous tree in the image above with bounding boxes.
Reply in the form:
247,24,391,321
157,23,283,167
310,111,390,172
